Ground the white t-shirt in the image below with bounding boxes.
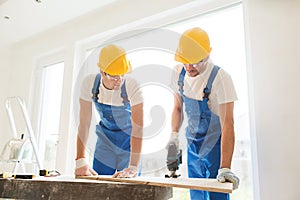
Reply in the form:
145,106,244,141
170,60,238,115
80,74,143,106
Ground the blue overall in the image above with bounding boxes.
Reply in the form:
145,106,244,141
91,74,132,175
178,66,229,200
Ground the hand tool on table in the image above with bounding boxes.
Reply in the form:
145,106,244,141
0,172,35,179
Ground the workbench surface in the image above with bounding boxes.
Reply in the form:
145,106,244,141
0,176,172,200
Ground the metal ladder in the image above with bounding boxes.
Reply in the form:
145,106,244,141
0,96,42,173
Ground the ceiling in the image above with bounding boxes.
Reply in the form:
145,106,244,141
0,0,117,46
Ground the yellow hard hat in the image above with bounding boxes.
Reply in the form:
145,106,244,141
175,27,211,64
97,44,131,75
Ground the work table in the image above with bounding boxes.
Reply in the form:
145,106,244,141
0,176,172,200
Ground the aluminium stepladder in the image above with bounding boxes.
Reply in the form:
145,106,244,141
0,96,42,174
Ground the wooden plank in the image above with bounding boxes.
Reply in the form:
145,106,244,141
76,175,233,194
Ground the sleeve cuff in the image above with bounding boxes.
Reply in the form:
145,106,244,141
75,158,88,168
218,168,231,173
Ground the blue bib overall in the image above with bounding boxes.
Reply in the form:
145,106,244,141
91,74,132,175
178,66,229,200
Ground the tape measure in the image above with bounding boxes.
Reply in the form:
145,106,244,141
39,169,49,176
39,169,61,177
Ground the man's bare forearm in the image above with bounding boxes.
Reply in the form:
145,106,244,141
130,103,143,167
172,93,183,132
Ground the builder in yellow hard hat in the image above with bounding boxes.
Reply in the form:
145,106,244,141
169,27,239,200
75,44,143,178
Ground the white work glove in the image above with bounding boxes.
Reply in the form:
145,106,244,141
75,158,98,176
166,132,179,150
217,168,239,190
112,165,138,178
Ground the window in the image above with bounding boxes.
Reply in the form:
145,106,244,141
37,62,64,170
78,3,252,200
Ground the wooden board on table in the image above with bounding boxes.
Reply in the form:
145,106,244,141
76,175,232,194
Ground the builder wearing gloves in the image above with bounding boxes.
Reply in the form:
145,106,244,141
75,44,143,178
169,27,239,200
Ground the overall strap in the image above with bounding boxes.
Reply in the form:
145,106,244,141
92,74,129,104
92,73,101,101
121,81,129,104
203,65,220,99
178,66,186,97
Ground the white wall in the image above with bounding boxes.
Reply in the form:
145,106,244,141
0,45,12,145
243,0,300,199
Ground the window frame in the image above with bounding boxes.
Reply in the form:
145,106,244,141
73,1,255,199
